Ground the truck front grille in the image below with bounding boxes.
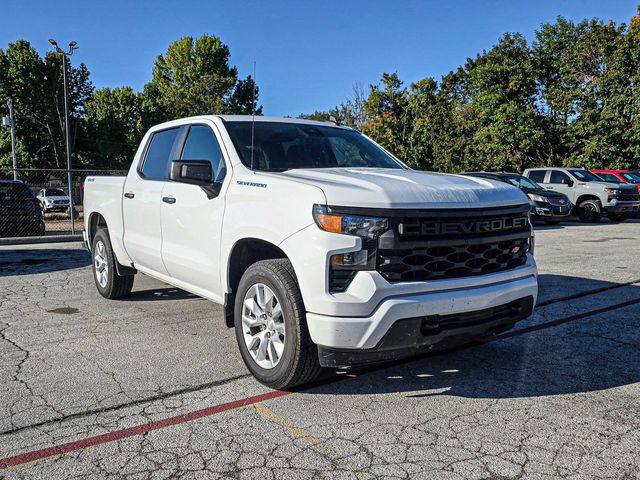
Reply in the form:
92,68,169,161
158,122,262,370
375,205,531,283
616,191,639,202
378,237,529,282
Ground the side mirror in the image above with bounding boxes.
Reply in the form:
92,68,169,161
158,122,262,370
169,160,223,199
170,160,213,185
566,180,574,187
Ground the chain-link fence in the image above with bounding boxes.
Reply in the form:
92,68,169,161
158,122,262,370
0,168,127,241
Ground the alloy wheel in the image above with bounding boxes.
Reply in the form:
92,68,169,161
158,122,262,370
241,283,285,369
94,240,109,288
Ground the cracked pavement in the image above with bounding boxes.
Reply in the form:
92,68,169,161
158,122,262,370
0,220,639,479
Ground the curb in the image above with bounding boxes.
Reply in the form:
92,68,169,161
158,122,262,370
0,234,83,246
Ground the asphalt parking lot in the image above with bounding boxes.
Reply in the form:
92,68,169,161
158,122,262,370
1,220,639,479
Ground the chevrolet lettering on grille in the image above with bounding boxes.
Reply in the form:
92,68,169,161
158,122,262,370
417,216,528,236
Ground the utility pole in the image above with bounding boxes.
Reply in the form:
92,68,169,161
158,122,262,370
6,99,18,180
49,38,78,234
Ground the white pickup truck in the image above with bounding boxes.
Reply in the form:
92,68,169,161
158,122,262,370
83,116,538,388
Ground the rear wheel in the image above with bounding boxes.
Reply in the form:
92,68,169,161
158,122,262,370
606,212,628,222
92,229,134,299
234,259,322,389
577,199,602,223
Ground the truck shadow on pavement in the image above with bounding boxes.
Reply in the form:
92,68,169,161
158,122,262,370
308,275,640,400
0,248,90,276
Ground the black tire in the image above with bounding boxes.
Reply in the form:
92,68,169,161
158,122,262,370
606,213,628,222
31,221,45,236
577,199,602,223
92,228,134,299
234,259,322,389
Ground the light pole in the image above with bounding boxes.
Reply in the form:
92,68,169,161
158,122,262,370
48,38,78,234
2,99,18,180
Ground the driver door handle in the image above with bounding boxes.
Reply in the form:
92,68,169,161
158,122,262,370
162,196,176,204
124,192,135,199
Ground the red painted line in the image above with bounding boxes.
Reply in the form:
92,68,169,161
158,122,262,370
0,389,289,471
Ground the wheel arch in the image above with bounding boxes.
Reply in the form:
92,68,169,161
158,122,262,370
576,194,602,206
88,212,108,245
88,212,136,277
224,238,290,327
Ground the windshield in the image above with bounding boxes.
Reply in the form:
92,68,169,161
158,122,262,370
622,172,640,183
0,184,32,202
224,121,405,172
45,188,66,196
502,174,542,190
568,169,603,182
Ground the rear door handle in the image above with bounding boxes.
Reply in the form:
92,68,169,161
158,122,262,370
124,192,135,199
162,196,176,204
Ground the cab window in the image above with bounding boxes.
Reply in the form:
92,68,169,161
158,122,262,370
141,128,181,180
180,125,225,179
527,170,547,183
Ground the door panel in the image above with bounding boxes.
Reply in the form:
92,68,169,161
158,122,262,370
122,127,183,275
160,124,227,297
547,171,574,201
122,174,168,274
160,182,225,295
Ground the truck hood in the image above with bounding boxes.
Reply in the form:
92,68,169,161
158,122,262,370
279,168,529,209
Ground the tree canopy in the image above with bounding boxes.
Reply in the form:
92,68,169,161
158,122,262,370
0,34,261,172
303,8,640,172
2,10,640,173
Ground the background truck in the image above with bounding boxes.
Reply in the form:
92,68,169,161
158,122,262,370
524,167,640,222
83,115,538,389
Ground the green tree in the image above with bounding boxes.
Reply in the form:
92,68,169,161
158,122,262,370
0,40,93,171
141,35,261,128
361,73,411,161
81,87,141,169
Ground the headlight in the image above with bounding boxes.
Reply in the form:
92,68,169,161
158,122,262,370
313,205,389,286
527,193,547,203
312,204,388,239
603,187,619,194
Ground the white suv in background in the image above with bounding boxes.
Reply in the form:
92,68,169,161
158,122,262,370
37,188,71,213
524,167,640,222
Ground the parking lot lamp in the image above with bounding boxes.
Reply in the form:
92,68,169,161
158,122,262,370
48,39,78,234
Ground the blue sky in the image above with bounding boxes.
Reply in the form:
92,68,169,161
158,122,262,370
3,1,638,116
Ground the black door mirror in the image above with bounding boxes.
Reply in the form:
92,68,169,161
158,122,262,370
566,180,574,187
169,160,224,199
170,160,213,185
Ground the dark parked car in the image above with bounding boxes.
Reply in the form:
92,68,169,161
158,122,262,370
0,180,45,237
463,172,572,224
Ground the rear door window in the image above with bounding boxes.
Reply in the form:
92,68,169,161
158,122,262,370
141,128,181,180
527,170,547,183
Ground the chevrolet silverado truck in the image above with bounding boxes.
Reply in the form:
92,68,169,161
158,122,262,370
524,167,640,222
83,116,538,389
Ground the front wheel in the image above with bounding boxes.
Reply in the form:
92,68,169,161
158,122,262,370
234,259,322,389
577,199,602,223
92,229,134,299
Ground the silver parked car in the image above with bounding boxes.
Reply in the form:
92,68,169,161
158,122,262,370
37,188,71,213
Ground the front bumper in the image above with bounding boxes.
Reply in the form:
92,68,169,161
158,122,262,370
604,201,640,214
530,200,571,219
306,268,537,352
318,295,534,367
